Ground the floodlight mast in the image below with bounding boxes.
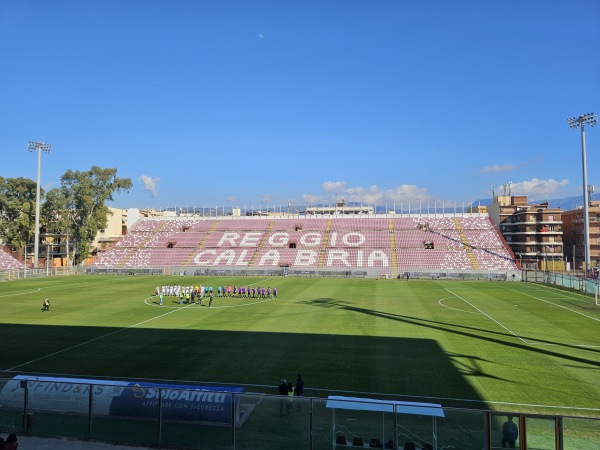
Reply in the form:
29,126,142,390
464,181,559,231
27,141,52,268
567,113,597,275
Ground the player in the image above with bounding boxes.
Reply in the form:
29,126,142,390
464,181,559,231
41,298,50,312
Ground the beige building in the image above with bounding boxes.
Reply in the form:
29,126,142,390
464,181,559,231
465,204,487,214
40,207,128,267
561,200,600,270
488,195,563,270
305,198,374,215
92,207,128,253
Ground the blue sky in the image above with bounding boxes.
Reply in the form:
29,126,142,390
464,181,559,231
1,0,599,210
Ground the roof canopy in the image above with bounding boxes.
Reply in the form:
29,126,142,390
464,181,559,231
326,395,445,418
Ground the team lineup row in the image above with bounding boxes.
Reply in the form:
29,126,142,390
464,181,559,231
154,284,279,302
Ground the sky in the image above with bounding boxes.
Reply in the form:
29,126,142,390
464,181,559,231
1,0,599,210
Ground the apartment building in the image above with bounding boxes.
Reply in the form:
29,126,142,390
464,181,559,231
561,200,600,270
488,195,563,270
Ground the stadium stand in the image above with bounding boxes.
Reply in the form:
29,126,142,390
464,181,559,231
89,215,518,276
0,246,24,270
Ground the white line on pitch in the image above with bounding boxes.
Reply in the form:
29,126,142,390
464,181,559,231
302,386,600,413
4,303,195,372
438,298,481,314
445,288,528,343
514,283,596,305
506,285,600,323
530,297,600,322
0,288,41,298
525,342,600,348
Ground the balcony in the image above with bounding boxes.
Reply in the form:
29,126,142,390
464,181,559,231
537,228,563,234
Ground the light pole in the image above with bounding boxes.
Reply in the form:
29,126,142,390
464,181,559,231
568,113,597,275
28,141,52,268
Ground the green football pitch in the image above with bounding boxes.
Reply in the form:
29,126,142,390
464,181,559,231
1,275,599,418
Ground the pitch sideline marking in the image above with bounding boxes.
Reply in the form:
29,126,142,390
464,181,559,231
505,284,600,323
445,287,528,343
507,286,600,347
0,279,118,300
4,277,279,371
523,296,599,320
524,342,600,348
449,286,600,347
0,288,41,299
514,283,597,305
5,303,196,372
492,284,600,348
304,386,600,413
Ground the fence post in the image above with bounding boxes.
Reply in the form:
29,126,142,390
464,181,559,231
22,380,29,433
555,415,563,450
518,414,527,450
483,411,492,450
88,383,94,440
158,388,163,446
231,392,236,449
309,398,313,450
393,405,397,450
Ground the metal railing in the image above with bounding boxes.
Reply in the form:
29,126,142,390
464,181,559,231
0,378,598,449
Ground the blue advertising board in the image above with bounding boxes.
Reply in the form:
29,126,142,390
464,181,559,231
0,375,243,424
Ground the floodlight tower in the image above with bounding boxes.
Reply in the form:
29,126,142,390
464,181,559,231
567,113,597,274
28,141,52,268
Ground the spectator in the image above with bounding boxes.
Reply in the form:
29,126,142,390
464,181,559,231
286,381,295,415
295,373,304,411
4,432,18,450
278,379,288,416
502,416,518,448
295,373,304,396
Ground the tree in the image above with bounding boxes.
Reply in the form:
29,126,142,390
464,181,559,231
59,167,132,264
0,177,39,257
41,187,75,265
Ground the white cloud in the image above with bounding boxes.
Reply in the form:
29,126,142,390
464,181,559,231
384,184,437,203
139,175,160,197
227,196,236,203
322,181,347,192
261,193,273,204
343,185,383,204
511,178,569,198
302,194,321,204
480,164,518,173
302,182,440,205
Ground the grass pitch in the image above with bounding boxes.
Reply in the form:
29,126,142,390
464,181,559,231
1,275,599,418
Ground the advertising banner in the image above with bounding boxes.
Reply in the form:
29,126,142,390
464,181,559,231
0,375,243,424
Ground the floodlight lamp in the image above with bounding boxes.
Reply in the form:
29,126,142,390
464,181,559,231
567,113,598,130
28,141,52,153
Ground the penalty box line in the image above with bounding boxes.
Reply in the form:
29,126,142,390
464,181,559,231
445,288,528,344
4,303,195,373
